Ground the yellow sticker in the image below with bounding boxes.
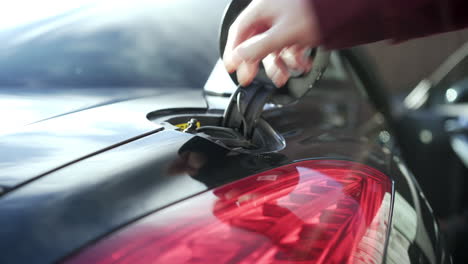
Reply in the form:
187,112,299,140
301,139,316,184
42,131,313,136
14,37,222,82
175,121,201,130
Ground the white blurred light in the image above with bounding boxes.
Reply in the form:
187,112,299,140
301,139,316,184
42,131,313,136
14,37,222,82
445,88,458,103
0,1,95,30
419,129,433,144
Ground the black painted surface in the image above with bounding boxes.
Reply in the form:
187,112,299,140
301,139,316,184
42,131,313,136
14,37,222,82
0,90,206,190
0,0,229,89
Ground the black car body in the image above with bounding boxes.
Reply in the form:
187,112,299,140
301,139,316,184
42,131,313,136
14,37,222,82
0,1,450,263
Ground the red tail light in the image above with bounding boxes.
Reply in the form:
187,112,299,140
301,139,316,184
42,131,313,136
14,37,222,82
65,160,392,264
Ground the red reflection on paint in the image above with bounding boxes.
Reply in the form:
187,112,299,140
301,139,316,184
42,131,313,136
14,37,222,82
65,160,392,264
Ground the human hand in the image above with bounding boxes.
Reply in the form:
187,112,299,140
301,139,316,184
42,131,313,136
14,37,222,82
223,0,321,87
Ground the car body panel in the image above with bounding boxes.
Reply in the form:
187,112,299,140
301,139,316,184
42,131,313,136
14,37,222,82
0,0,228,89
0,87,162,133
0,130,205,264
0,89,205,190
0,0,230,134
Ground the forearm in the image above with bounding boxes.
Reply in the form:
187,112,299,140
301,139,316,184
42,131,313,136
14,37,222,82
312,0,468,49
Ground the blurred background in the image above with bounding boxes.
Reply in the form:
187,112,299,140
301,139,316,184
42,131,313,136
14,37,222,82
364,29,468,95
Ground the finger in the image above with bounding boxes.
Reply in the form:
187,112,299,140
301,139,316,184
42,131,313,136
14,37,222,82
262,53,290,88
297,47,314,69
237,61,259,87
272,56,290,88
281,46,313,76
262,53,279,80
304,59,313,73
223,4,264,73
235,23,294,64
300,47,314,73
281,46,303,71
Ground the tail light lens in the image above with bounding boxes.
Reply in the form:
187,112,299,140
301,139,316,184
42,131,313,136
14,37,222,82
66,160,392,264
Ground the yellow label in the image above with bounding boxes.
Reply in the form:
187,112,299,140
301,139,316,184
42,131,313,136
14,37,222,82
175,121,201,130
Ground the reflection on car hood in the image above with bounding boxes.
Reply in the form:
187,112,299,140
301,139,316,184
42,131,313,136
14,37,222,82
0,0,229,88
0,88,206,191
0,87,162,133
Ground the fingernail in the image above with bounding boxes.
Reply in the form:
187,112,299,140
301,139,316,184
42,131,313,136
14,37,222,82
274,71,289,88
230,49,246,72
223,53,235,73
224,61,235,73
272,70,282,88
268,67,278,82
237,62,248,86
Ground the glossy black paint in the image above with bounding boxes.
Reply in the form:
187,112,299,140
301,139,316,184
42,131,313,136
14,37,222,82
0,0,230,131
0,0,229,88
0,90,205,190
0,130,205,264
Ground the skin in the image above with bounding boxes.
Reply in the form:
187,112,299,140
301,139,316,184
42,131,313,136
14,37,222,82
223,0,322,87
